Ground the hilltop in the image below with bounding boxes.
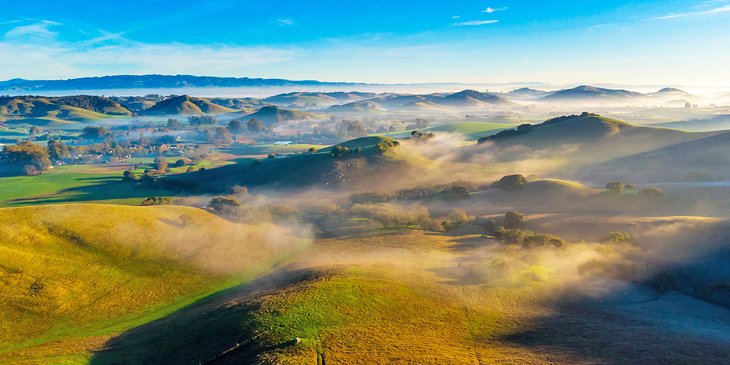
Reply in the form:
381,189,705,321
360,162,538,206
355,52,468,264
241,105,320,125
141,95,237,115
0,95,124,126
542,85,643,102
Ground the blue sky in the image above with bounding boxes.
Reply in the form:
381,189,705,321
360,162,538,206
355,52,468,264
0,0,729,86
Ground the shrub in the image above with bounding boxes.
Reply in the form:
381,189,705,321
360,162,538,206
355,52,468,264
639,187,664,197
605,231,633,244
606,182,624,194
331,145,350,158
140,197,171,206
122,170,138,182
208,196,241,216
375,139,400,153
504,211,525,228
175,158,192,167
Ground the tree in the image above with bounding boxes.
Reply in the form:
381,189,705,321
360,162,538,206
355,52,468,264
47,139,69,163
375,139,400,154
187,115,217,127
209,196,241,216
639,187,664,197
605,231,633,244
308,147,318,154
492,174,528,191
331,145,350,158
175,158,192,167
154,156,168,173
247,118,266,133
227,119,243,133
207,126,233,145
81,126,109,140
29,126,42,135
122,170,139,182
167,118,181,130
504,211,525,228
606,182,624,194
0,140,51,175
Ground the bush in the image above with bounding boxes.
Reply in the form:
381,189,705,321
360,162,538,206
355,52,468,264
504,211,525,228
523,233,564,248
375,139,400,153
494,226,564,247
351,191,394,204
639,187,664,197
175,158,192,167
140,197,171,206
605,231,633,244
606,182,624,194
122,170,138,182
443,208,469,231
208,196,242,216
331,145,350,158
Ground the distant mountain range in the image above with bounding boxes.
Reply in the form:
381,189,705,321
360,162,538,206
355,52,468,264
0,75,356,92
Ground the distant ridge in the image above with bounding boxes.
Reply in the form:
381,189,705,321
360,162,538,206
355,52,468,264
0,74,360,92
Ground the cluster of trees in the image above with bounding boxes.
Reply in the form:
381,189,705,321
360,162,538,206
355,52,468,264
375,139,400,154
0,140,51,176
81,126,110,140
605,182,663,197
491,174,529,191
410,130,435,141
140,196,171,206
207,126,233,145
350,181,477,204
480,211,564,248
187,115,217,126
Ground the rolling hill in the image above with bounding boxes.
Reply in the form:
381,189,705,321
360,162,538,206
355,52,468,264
141,95,238,115
0,96,122,126
263,92,376,108
438,89,512,107
240,105,321,125
327,100,387,113
0,74,356,92
542,85,643,102
0,204,308,363
470,113,719,177
585,130,730,182
165,136,411,191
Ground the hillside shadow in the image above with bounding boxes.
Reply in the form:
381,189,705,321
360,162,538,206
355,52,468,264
8,179,170,205
89,268,318,365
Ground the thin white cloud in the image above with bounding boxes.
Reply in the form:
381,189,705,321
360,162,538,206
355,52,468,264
452,20,499,26
652,4,730,20
273,18,294,26
483,6,508,14
452,15,461,19
0,35,299,79
4,20,60,42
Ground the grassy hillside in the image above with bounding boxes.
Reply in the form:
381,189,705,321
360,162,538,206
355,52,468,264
241,106,320,125
88,228,730,364
0,96,121,127
0,204,308,363
142,95,237,115
167,136,411,191
586,130,730,182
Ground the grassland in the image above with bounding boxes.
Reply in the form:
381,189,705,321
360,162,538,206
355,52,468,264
0,204,309,364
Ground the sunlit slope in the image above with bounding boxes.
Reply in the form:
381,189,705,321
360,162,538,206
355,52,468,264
0,97,118,127
0,204,307,363
90,228,730,364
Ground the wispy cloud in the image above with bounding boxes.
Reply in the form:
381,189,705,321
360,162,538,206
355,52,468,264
4,20,60,42
273,18,294,26
651,4,730,20
0,23,299,79
483,6,508,14
452,19,499,27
